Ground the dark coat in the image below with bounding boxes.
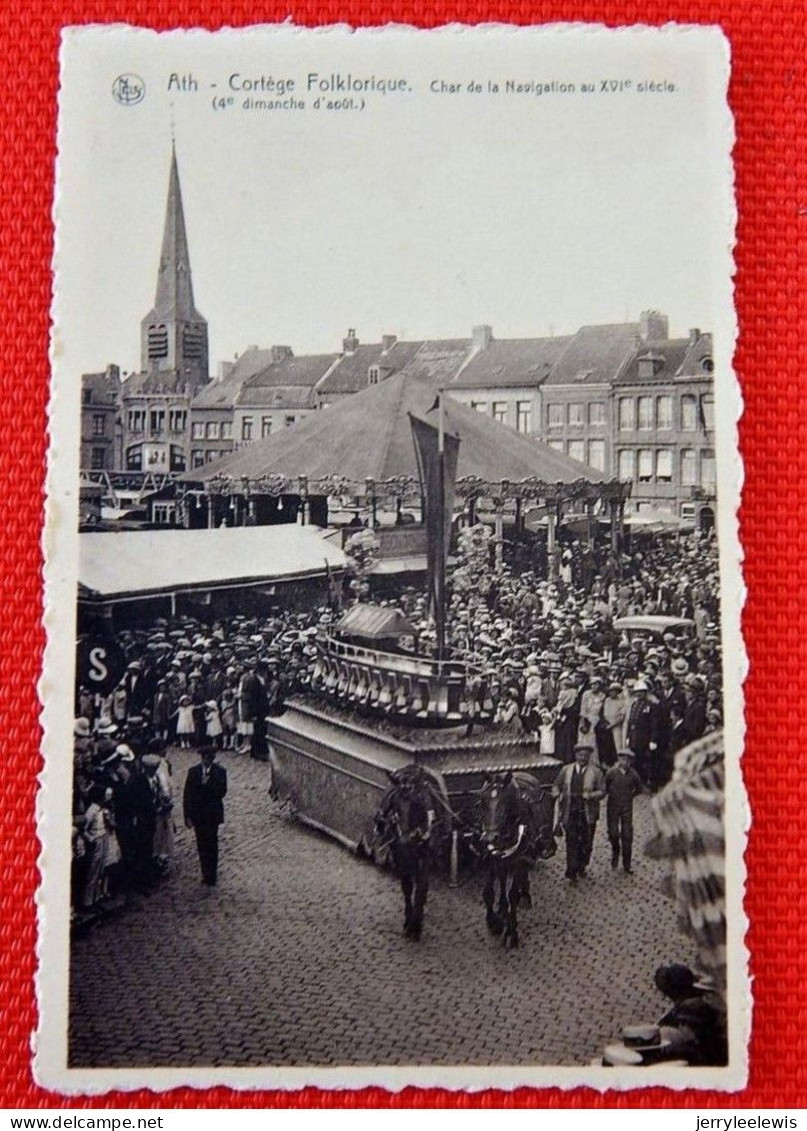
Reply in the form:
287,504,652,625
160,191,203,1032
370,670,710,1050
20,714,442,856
240,671,268,722
626,697,657,755
183,762,228,829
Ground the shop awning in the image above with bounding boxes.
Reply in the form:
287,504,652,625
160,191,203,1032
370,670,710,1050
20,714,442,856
79,525,347,601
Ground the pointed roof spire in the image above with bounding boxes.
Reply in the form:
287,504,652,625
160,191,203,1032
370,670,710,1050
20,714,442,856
152,143,198,319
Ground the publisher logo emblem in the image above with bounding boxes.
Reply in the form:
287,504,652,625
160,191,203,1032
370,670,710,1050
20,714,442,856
112,74,146,106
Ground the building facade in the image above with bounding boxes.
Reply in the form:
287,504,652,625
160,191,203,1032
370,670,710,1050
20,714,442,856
611,327,715,524
443,312,715,525
80,365,121,471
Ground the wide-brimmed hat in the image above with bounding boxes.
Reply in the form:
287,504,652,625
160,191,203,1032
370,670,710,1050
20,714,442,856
74,718,91,738
95,718,117,736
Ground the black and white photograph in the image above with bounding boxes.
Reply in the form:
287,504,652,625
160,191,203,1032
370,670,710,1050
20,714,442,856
39,24,745,1092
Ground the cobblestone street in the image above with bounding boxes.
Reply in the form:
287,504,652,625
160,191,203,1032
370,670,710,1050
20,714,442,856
69,747,697,1069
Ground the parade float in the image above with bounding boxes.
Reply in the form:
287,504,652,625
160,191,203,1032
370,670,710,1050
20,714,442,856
183,371,631,854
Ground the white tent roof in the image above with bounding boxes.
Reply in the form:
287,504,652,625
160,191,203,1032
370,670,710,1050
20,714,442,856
79,525,346,600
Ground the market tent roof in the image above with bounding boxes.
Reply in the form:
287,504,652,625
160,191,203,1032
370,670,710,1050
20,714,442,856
335,603,415,639
79,525,346,601
181,370,606,487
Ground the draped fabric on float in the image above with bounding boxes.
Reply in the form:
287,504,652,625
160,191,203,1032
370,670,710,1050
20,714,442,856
408,407,460,660
651,730,726,993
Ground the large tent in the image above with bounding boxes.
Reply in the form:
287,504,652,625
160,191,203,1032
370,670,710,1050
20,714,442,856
182,371,616,495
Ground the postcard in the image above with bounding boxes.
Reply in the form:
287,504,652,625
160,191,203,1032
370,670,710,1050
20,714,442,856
39,22,745,1093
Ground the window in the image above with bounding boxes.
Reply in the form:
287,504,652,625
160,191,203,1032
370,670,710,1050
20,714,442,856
182,324,206,360
637,396,653,431
92,414,105,437
618,449,635,480
261,416,272,439
618,397,635,431
285,415,296,427
567,402,585,427
681,448,697,486
82,389,92,405
516,401,532,434
126,446,142,471
471,400,489,415
656,396,673,430
701,394,715,431
150,408,165,435
681,502,696,520
241,417,253,441
169,409,186,433
701,357,714,374
547,403,564,428
368,366,380,385
191,450,205,468
146,324,168,362
191,422,204,440
153,502,176,526
637,449,654,482
567,440,585,463
681,394,697,431
588,402,605,426
206,450,218,462
220,422,232,440
205,421,219,440
701,449,716,489
90,447,106,470
128,409,146,433
656,449,673,483
588,439,605,471
492,401,508,424
548,440,565,453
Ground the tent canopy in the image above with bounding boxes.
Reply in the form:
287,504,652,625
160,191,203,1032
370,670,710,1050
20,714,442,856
181,371,607,490
335,603,415,639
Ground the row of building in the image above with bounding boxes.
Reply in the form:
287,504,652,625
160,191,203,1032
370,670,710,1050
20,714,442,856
81,148,717,524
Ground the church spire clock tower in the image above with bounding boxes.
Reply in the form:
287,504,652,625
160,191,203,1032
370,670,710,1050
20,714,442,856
140,143,209,390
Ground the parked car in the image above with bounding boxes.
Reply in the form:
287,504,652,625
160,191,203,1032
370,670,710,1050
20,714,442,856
613,615,695,640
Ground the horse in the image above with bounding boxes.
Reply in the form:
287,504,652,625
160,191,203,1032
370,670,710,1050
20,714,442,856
371,765,443,940
474,770,557,949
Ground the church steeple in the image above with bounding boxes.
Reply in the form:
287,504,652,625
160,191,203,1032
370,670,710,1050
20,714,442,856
140,144,209,389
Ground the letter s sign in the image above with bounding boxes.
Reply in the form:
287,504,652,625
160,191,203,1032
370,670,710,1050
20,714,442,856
88,647,109,684
77,637,126,697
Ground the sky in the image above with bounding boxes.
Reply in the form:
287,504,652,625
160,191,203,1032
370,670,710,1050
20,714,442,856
55,25,733,377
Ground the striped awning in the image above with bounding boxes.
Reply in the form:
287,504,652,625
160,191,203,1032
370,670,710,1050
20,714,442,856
335,603,415,639
651,730,726,992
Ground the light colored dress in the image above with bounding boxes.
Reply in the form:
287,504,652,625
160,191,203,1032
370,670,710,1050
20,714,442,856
176,701,195,737
151,760,174,862
205,703,223,739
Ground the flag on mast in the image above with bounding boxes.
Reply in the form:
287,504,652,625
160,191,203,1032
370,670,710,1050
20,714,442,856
409,396,460,661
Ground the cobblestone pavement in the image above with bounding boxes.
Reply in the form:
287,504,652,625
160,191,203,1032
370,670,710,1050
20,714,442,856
69,747,698,1068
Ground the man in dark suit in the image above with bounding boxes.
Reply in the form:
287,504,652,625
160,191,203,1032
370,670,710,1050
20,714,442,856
183,746,228,886
626,679,659,787
241,660,270,761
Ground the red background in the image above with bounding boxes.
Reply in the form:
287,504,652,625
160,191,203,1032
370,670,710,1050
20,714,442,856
2,0,804,1111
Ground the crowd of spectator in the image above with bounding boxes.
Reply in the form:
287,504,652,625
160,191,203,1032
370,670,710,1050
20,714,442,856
72,529,721,919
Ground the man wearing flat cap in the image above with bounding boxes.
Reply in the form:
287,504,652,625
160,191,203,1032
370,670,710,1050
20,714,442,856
553,743,605,883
